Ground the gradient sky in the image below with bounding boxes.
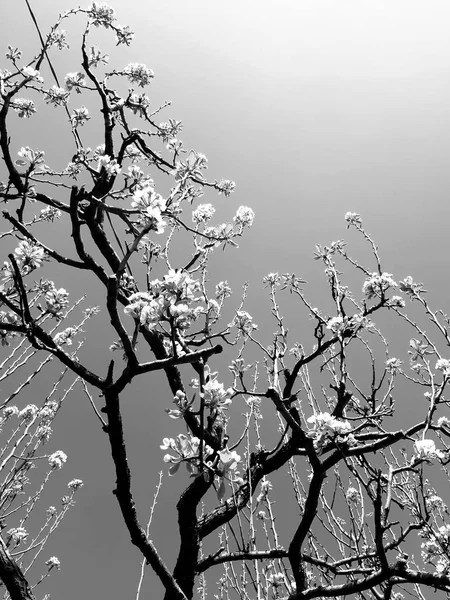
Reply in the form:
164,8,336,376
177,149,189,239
2,1,450,598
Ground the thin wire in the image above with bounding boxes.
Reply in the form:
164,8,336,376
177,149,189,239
24,0,82,149
24,0,130,266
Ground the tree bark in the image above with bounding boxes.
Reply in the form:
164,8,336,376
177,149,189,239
0,538,35,600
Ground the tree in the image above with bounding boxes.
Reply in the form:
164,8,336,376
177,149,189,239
1,3,450,599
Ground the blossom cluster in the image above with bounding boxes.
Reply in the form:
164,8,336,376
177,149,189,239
160,434,212,476
64,72,86,92
421,523,450,574
124,269,203,333
362,272,398,299
229,310,257,336
192,203,216,224
44,86,71,107
11,98,36,118
2,240,47,283
160,434,242,500
201,376,233,414
307,412,353,453
436,358,450,376
44,285,69,318
88,2,116,28
0,311,19,346
414,439,445,461
124,63,154,88
166,390,192,419
131,184,166,233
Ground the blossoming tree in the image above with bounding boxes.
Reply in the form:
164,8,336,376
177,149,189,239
2,3,450,600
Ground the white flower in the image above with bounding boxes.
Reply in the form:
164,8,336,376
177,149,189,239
263,272,281,287
3,406,19,419
215,281,232,299
53,327,77,346
8,527,28,543
19,404,38,421
44,86,70,106
124,63,154,88
14,240,46,269
386,357,403,375
344,212,362,226
327,316,345,334
87,46,109,68
436,359,450,375
71,106,90,128
12,98,36,118
217,179,235,197
166,391,191,419
40,206,61,222
45,556,60,569
115,25,134,46
362,272,397,299
48,30,69,50
48,450,67,469
36,425,52,443
201,379,233,412
45,287,69,316
22,66,43,82
160,434,212,476
426,494,447,512
233,205,255,228
64,72,86,92
388,295,405,308
215,449,242,501
67,479,83,490
267,572,285,587
88,2,116,28
192,203,215,224
216,449,241,476
230,310,257,335
307,412,352,452
97,155,121,178
256,479,273,503
415,439,445,460
39,401,58,421
345,487,360,504
438,416,450,429
17,146,45,168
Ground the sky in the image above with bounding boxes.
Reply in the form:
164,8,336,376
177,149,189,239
1,1,450,598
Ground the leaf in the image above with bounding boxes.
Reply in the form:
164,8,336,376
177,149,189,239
217,479,226,502
168,462,180,476
15,159,28,166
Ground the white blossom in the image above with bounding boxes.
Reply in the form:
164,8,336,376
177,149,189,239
233,205,255,228
45,556,61,569
344,212,362,226
436,359,450,375
48,450,67,469
65,72,86,92
11,98,36,118
88,2,116,28
8,527,28,543
192,203,215,224
19,404,38,422
21,66,43,82
124,63,154,87
415,439,445,460
362,272,397,299
71,106,90,127
44,86,70,106
67,479,83,490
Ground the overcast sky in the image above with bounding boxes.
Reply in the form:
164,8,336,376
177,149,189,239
2,1,450,598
